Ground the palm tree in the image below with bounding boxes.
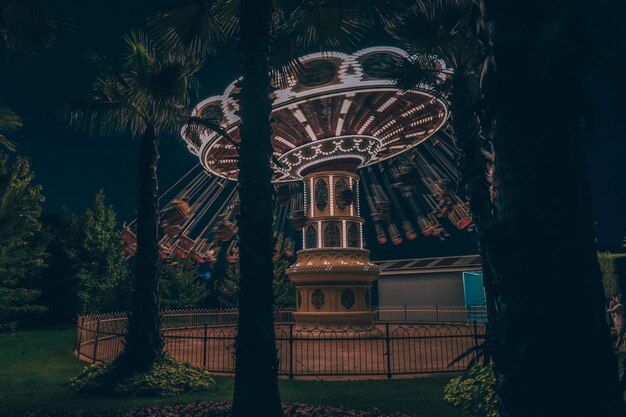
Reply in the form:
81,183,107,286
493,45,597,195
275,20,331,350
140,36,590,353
382,0,498,348
0,106,21,152
475,1,625,416
67,32,204,375
230,1,282,415
149,3,377,414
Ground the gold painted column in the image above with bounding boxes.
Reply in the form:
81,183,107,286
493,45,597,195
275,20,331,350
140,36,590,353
287,170,380,326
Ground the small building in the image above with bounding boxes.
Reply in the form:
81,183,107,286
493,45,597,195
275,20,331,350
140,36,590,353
374,255,485,307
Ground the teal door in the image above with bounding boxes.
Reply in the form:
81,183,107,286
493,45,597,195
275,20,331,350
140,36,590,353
463,271,485,306
463,271,486,322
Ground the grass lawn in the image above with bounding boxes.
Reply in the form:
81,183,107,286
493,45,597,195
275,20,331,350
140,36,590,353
0,327,468,416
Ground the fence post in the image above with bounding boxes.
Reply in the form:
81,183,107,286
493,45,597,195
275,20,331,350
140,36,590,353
202,322,208,369
75,315,83,358
289,324,294,379
403,305,408,323
385,322,392,379
435,305,439,323
472,320,479,352
92,319,101,364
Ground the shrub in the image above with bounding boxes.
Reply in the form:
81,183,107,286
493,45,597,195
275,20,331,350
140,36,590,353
20,402,412,417
444,363,499,417
70,355,214,397
599,252,626,298
160,258,209,309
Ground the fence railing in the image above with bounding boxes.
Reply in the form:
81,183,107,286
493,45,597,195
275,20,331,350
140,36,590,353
76,306,485,378
374,305,487,323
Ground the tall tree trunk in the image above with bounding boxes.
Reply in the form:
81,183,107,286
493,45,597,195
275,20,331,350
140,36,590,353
120,125,162,374
477,1,625,415
447,81,498,354
232,0,282,416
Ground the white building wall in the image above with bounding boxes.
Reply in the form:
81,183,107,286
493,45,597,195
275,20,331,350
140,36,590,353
377,272,465,306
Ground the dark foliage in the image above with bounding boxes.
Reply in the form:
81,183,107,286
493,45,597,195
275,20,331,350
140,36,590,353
18,402,412,417
160,258,209,309
0,153,46,330
38,212,82,324
39,192,132,325
70,355,214,397
476,1,625,415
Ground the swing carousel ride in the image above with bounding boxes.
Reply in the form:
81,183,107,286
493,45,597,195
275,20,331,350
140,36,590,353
121,47,476,325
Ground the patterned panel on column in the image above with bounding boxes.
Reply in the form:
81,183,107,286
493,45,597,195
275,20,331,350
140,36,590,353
315,179,328,211
312,289,325,310
341,289,355,310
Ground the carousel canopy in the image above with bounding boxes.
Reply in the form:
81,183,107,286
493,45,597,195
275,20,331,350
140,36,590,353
183,47,449,182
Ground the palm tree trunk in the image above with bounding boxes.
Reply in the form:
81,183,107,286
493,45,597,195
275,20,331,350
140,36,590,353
477,1,625,415
120,125,162,374
232,0,282,416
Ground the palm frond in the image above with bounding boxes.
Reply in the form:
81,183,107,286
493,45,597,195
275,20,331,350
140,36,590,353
392,55,443,91
0,105,23,132
448,337,488,370
149,0,227,56
268,25,305,89
384,5,442,52
214,0,240,39
0,0,60,56
86,50,134,92
65,94,137,137
0,105,22,152
67,31,204,142
213,0,285,39
183,115,235,148
123,31,155,75
285,0,371,51
345,0,414,27
0,133,15,152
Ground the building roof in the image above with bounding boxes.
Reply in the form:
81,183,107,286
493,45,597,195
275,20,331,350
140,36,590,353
375,255,481,275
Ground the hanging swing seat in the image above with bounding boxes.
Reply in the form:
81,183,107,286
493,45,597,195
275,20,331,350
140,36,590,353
204,247,219,265
161,199,192,227
162,224,183,236
417,216,432,236
448,203,473,230
172,245,189,259
283,238,295,257
213,220,236,241
190,251,207,264
226,240,240,263
177,235,196,251
375,223,387,244
402,220,417,240
276,185,292,205
120,227,137,257
288,210,306,229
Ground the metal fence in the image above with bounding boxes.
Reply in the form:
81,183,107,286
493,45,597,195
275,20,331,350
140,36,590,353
76,306,485,378
374,305,487,323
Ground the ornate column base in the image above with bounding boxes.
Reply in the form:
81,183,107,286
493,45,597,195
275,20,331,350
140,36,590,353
288,249,380,327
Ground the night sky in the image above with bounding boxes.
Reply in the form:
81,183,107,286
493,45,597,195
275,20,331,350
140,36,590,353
1,0,625,260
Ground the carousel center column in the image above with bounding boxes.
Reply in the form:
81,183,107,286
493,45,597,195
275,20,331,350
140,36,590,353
287,168,380,326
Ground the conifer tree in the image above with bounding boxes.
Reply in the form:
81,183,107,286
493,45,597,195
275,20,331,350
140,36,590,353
0,153,46,329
